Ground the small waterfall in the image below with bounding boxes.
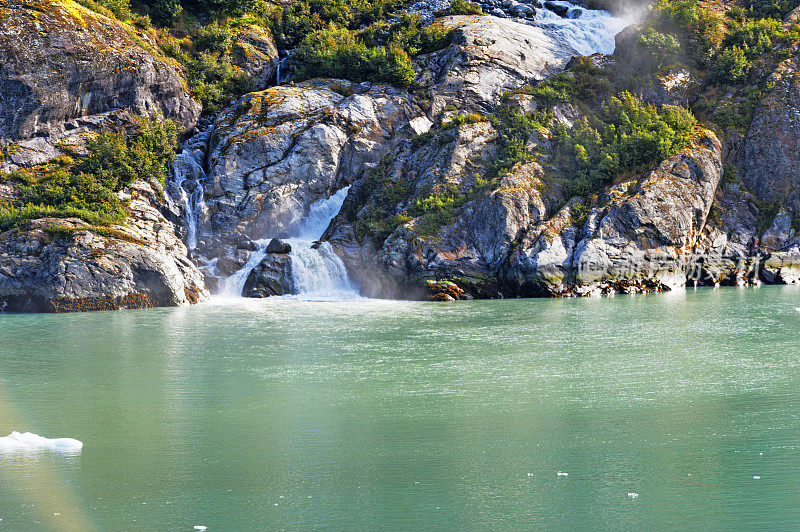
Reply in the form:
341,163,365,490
222,186,358,299
168,126,212,250
535,1,631,56
285,240,358,298
275,51,294,86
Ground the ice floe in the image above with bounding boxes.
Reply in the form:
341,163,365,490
0,431,83,452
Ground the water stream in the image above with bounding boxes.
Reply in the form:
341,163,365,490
167,126,212,251
534,0,633,56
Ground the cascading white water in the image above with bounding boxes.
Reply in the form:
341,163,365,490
168,127,212,250
222,186,358,299
534,1,632,56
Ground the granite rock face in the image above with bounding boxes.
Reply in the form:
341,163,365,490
203,80,428,247
416,15,579,115
0,0,200,142
328,126,727,299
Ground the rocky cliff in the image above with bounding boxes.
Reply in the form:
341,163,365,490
3,0,800,310
0,0,200,141
0,180,208,312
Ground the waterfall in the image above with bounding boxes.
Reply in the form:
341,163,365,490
535,1,631,56
168,126,212,250
285,239,358,298
222,186,358,299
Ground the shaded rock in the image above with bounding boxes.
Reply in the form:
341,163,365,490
242,253,295,297
691,181,761,286
741,54,800,216
265,238,292,254
641,68,696,107
237,239,258,251
0,0,200,141
762,249,800,284
544,1,569,17
216,256,246,276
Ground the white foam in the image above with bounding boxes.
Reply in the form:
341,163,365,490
0,431,83,452
535,0,633,56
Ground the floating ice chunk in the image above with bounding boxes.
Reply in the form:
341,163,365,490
753,476,760,480
557,471,568,477
0,432,82,452
627,492,639,498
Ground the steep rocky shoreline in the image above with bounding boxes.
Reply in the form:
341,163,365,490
2,0,800,310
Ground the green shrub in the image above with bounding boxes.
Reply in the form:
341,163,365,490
352,157,413,243
149,0,183,26
194,21,233,53
294,25,416,88
525,57,612,108
437,0,484,16
551,93,696,195
442,112,486,129
411,130,437,149
0,117,177,232
727,17,783,58
710,46,750,84
387,14,454,56
746,0,798,19
658,0,699,26
636,27,682,71
268,0,406,49
489,102,549,178
75,0,133,20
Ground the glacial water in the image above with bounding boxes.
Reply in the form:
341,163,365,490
1,286,800,529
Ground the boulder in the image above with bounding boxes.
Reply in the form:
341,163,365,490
231,24,279,90
0,180,208,312
265,238,292,254
242,254,295,297
0,0,200,141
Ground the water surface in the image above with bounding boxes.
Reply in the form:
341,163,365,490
1,287,799,529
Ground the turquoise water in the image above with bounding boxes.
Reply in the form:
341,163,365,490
0,287,799,530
